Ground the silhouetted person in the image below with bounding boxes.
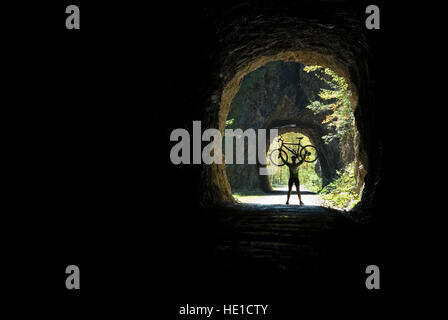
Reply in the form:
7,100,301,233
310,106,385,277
279,153,307,205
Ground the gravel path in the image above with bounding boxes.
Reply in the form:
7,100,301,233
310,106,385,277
238,186,324,206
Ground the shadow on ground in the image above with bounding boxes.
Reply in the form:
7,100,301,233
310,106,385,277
173,202,387,297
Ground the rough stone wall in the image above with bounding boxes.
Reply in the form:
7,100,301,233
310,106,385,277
192,1,381,213
150,0,382,216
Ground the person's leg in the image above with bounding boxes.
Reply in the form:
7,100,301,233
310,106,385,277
295,180,304,205
286,178,293,204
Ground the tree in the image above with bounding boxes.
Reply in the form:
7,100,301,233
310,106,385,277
304,66,354,144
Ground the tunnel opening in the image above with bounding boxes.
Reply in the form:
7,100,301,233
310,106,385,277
192,6,383,219
224,60,364,210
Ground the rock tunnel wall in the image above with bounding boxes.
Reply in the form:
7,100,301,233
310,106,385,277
190,1,381,213
225,61,348,192
155,1,384,218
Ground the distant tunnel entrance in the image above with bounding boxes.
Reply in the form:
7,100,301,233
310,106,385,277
266,132,322,192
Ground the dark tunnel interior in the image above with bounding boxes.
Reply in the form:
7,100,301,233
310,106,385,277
147,0,390,296
13,0,414,311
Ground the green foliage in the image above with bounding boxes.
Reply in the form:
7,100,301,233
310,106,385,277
299,163,322,192
304,66,354,144
319,162,360,210
225,118,235,128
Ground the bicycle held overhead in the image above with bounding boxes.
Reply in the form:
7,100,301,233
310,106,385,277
270,136,318,167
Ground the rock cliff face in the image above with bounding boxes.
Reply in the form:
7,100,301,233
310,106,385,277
225,61,353,192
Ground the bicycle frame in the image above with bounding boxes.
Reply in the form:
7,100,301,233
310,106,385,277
277,138,303,157
270,136,317,165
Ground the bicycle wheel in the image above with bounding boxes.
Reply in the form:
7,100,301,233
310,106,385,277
300,145,318,163
270,149,288,166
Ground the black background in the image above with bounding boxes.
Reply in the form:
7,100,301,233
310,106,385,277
3,0,434,317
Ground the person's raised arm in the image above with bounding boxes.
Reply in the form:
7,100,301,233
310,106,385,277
279,151,290,165
298,151,310,165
